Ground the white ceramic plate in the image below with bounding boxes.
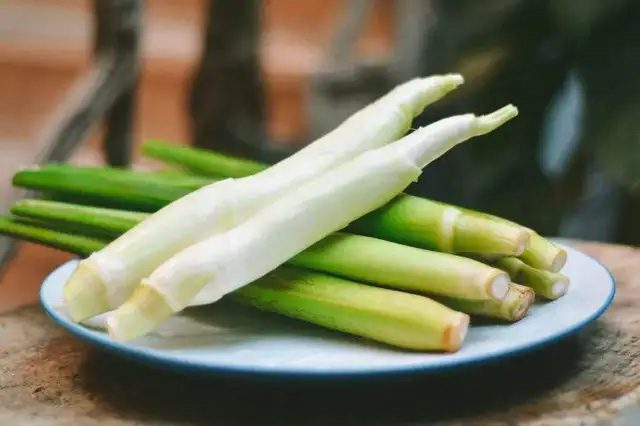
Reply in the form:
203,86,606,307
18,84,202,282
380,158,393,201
40,242,614,377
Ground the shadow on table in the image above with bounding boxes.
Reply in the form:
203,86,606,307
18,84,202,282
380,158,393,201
75,326,598,425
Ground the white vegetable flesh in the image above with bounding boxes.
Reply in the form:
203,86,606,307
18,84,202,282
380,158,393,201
107,105,518,341
64,75,464,322
148,149,421,309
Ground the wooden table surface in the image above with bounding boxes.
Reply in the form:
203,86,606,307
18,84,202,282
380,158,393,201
1,241,639,425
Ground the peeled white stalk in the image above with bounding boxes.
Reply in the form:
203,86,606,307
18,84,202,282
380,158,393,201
64,74,464,322
108,105,519,341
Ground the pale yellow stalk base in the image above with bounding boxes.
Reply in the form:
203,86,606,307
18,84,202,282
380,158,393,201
107,284,174,341
63,262,110,322
444,314,470,352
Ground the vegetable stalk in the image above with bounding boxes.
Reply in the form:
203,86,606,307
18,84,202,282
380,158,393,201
142,140,268,178
348,195,529,256
460,208,566,272
12,199,146,238
12,199,510,301
235,266,469,351
0,217,467,351
519,233,567,272
13,164,209,211
143,141,564,269
63,75,466,323
435,283,534,322
15,150,563,272
14,165,531,258
0,216,106,256
108,105,518,341
495,257,569,299
2,217,532,331
290,232,509,301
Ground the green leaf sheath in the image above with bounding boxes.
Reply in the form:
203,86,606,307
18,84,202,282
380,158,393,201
434,283,535,322
291,232,507,300
234,266,469,351
10,200,505,301
495,257,569,299
348,194,530,256
459,207,567,272
0,216,107,256
142,140,268,178
518,233,567,272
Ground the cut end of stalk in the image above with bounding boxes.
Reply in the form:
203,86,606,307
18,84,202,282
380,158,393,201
551,279,569,299
513,230,530,257
488,273,510,300
444,313,470,352
520,234,566,272
511,303,527,322
550,248,568,272
473,104,519,136
107,283,174,341
511,289,535,321
63,261,110,322
505,284,536,321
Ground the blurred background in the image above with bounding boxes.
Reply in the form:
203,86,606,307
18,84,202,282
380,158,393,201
1,0,639,307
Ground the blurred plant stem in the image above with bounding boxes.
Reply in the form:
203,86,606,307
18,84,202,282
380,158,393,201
189,0,268,161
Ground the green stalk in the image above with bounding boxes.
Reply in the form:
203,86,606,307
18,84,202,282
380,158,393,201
11,199,509,302
434,283,534,322
11,199,146,238
348,194,530,256
14,150,561,271
235,266,469,351
495,257,569,300
142,140,268,178
13,162,563,271
519,233,567,273
12,164,209,212
20,164,212,190
0,216,106,256
0,217,468,351
13,164,530,258
290,233,509,301
462,208,567,272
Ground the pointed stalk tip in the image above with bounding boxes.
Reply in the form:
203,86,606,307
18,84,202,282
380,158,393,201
472,104,519,136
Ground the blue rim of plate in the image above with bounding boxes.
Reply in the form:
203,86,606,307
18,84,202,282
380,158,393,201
40,247,616,378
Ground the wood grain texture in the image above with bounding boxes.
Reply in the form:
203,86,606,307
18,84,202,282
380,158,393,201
0,241,638,425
